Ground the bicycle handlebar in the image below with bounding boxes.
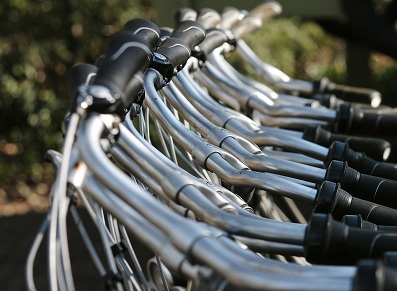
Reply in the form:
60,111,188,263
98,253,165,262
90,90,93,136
91,19,160,113
250,1,282,20
174,7,197,25
348,107,397,137
122,18,162,47
167,20,206,51
220,7,244,29
153,20,205,80
65,63,97,112
354,260,397,291
230,15,263,40
314,181,397,225
306,213,397,265
194,28,229,62
196,8,221,29
36,6,397,290
326,161,397,209
218,2,282,44
303,124,391,161
313,77,382,108
342,214,397,233
325,141,397,180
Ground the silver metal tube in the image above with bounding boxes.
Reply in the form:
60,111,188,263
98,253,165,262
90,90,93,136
262,149,324,167
86,172,350,290
220,137,326,183
236,39,315,95
118,121,306,244
210,51,279,99
206,53,337,121
252,110,329,130
83,175,198,280
210,53,320,108
144,70,203,153
120,122,253,216
117,123,236,215
110,146,164,198
83,114,306,249
275,79,317,95
220,236,356,278
248,95,337,121
124,116,252,215
205,154,317,204
177,184,306,244
233,235,305,256
190,236,352,291
79,118,336,288
177,69,330,160
78,114,216,254
145,70,319,204
236,39,291,83
202,60,274,109
163,82,325,183
224,118,329,160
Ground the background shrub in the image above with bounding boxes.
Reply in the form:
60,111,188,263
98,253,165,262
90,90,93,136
0,0,152,213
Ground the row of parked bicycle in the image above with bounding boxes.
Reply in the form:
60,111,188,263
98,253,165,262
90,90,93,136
27,1,397,290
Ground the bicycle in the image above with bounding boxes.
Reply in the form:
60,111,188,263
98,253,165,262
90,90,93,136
26,3,397,291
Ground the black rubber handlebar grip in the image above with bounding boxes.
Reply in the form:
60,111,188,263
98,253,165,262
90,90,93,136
230,15,263,40
326,161,397,209
327,83,382,108
92,31,155,111
348,108,397,138
342,214,397,232
227,2,281,39
249,1,282,22
154,20,205,74
174,7,197,25
313,77,382,107
303,124,391,161
342,214,379,230
325,141,397,180
65,63,97,112
169,20,206,51
313,181,397,225
196,8,221,30
122,18,162,48
219,7,243,29
155,37,194,71
353,260,397,291
194,28,229,62
312,93,343,109
305,213,397,265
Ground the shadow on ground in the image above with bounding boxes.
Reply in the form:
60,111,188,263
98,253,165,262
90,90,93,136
0,209,153,291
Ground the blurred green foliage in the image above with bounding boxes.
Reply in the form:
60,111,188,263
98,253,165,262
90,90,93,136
0,0,153,209
227,18,346,86
1,1,396,212
373,60,397,107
